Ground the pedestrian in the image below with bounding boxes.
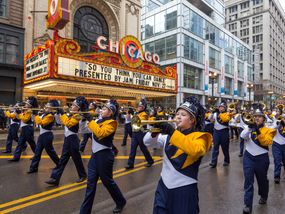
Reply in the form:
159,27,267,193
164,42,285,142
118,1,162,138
125,97,154,169
209,100,232,168
143,96,212,214
240,104,276,214
45,96,87,186
9,97,38,162
80,99,126,214
27,100,60,173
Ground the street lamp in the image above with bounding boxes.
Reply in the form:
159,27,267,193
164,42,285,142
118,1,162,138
247,84,253,105
268,91,274,111
209,72,217,105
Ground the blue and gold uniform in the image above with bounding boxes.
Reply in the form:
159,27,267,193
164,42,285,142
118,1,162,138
241,117,276,213
3,110,20,153
48,113,86,184
80,116,126,213
28,107,60,173
210,105,232,167
126,101,154,169
11,109,36,161
144,96,212,214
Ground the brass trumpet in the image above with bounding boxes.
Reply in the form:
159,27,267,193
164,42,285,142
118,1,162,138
131,115,177,133
242,112,254,125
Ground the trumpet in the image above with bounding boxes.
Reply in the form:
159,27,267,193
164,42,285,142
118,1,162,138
242,112,254,125
131,115,177,133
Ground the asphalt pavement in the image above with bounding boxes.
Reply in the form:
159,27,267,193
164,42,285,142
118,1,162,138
0,126,284,214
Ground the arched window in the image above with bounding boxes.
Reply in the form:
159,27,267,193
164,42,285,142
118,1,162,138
73,6,109,52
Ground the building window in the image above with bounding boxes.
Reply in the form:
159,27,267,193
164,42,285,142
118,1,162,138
165,7,177,31
238,61,244,78
184,35,204,64
240,1,249,10
0,33,20,65
145,16,154,38
209,47,221,69
229,5,237,13
224,55,234,74
240,19,249,28
0,0,7,17
253,0,263,6
252,15,263,24
225,77,233,95
240,28,249,37
183,64,202,90
183,6,204,38
253,34,263,43
145,35,177,61
253,25,263,34
73,6,109,53
229,23,237,31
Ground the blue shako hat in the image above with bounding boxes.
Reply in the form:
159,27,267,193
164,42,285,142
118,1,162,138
73,96,89,111
104,99,119,118
25,96,38,108
219,99,227,109
46,100,60,108
252,102,265,117
176,96,205,131
138,97,147,110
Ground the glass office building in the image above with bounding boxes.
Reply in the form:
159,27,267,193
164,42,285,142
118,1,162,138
141,0,254,107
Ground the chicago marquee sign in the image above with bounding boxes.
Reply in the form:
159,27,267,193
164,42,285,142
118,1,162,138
24,35,177,93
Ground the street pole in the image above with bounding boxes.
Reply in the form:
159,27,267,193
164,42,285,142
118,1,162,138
249,87,251,105
212,78,214,105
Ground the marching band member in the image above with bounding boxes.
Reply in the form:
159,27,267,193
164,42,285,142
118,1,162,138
27,100,60,173
209,100,232,168
143,96,212,214
157,105,166,119
79,102,98,153
9,97,38,162
240,106,276,214
2,102,21,153
121,107,134,146
229,109,239,140
271,113,285,184
45,96,87,186
80,99,126,214
125,97,154,169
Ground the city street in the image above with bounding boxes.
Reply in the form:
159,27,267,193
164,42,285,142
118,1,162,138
0,126,284,214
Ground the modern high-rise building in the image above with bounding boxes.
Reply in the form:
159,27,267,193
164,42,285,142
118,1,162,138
141,0,254,107
0,0,25,104
225,0,285,105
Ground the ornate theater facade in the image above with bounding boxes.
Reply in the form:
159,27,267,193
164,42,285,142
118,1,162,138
23,0,177,106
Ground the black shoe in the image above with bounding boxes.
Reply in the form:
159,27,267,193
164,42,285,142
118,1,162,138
76,176,87,183
145,162,154,167
8,158,19,162
223,162,229,166
2,150,11,154
274,178,280,184
45,178,59,186
125,165,134,170
238,153,243,157
27,169,38,174
243,206,251,214
113,202,126,213
209,163,216,168
258,197,267,204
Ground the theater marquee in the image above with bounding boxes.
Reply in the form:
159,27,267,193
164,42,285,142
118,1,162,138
24,35,177,95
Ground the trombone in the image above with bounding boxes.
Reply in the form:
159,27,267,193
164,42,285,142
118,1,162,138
131,115,177,133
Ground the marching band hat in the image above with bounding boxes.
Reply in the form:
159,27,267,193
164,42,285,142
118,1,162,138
89,101,97,109
46,100,60,108
176,96,205,130
219,100,227,109
138,97,147,110
104,99,119,118
25,96,38,108
252,103,265,117
73,96,89,111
